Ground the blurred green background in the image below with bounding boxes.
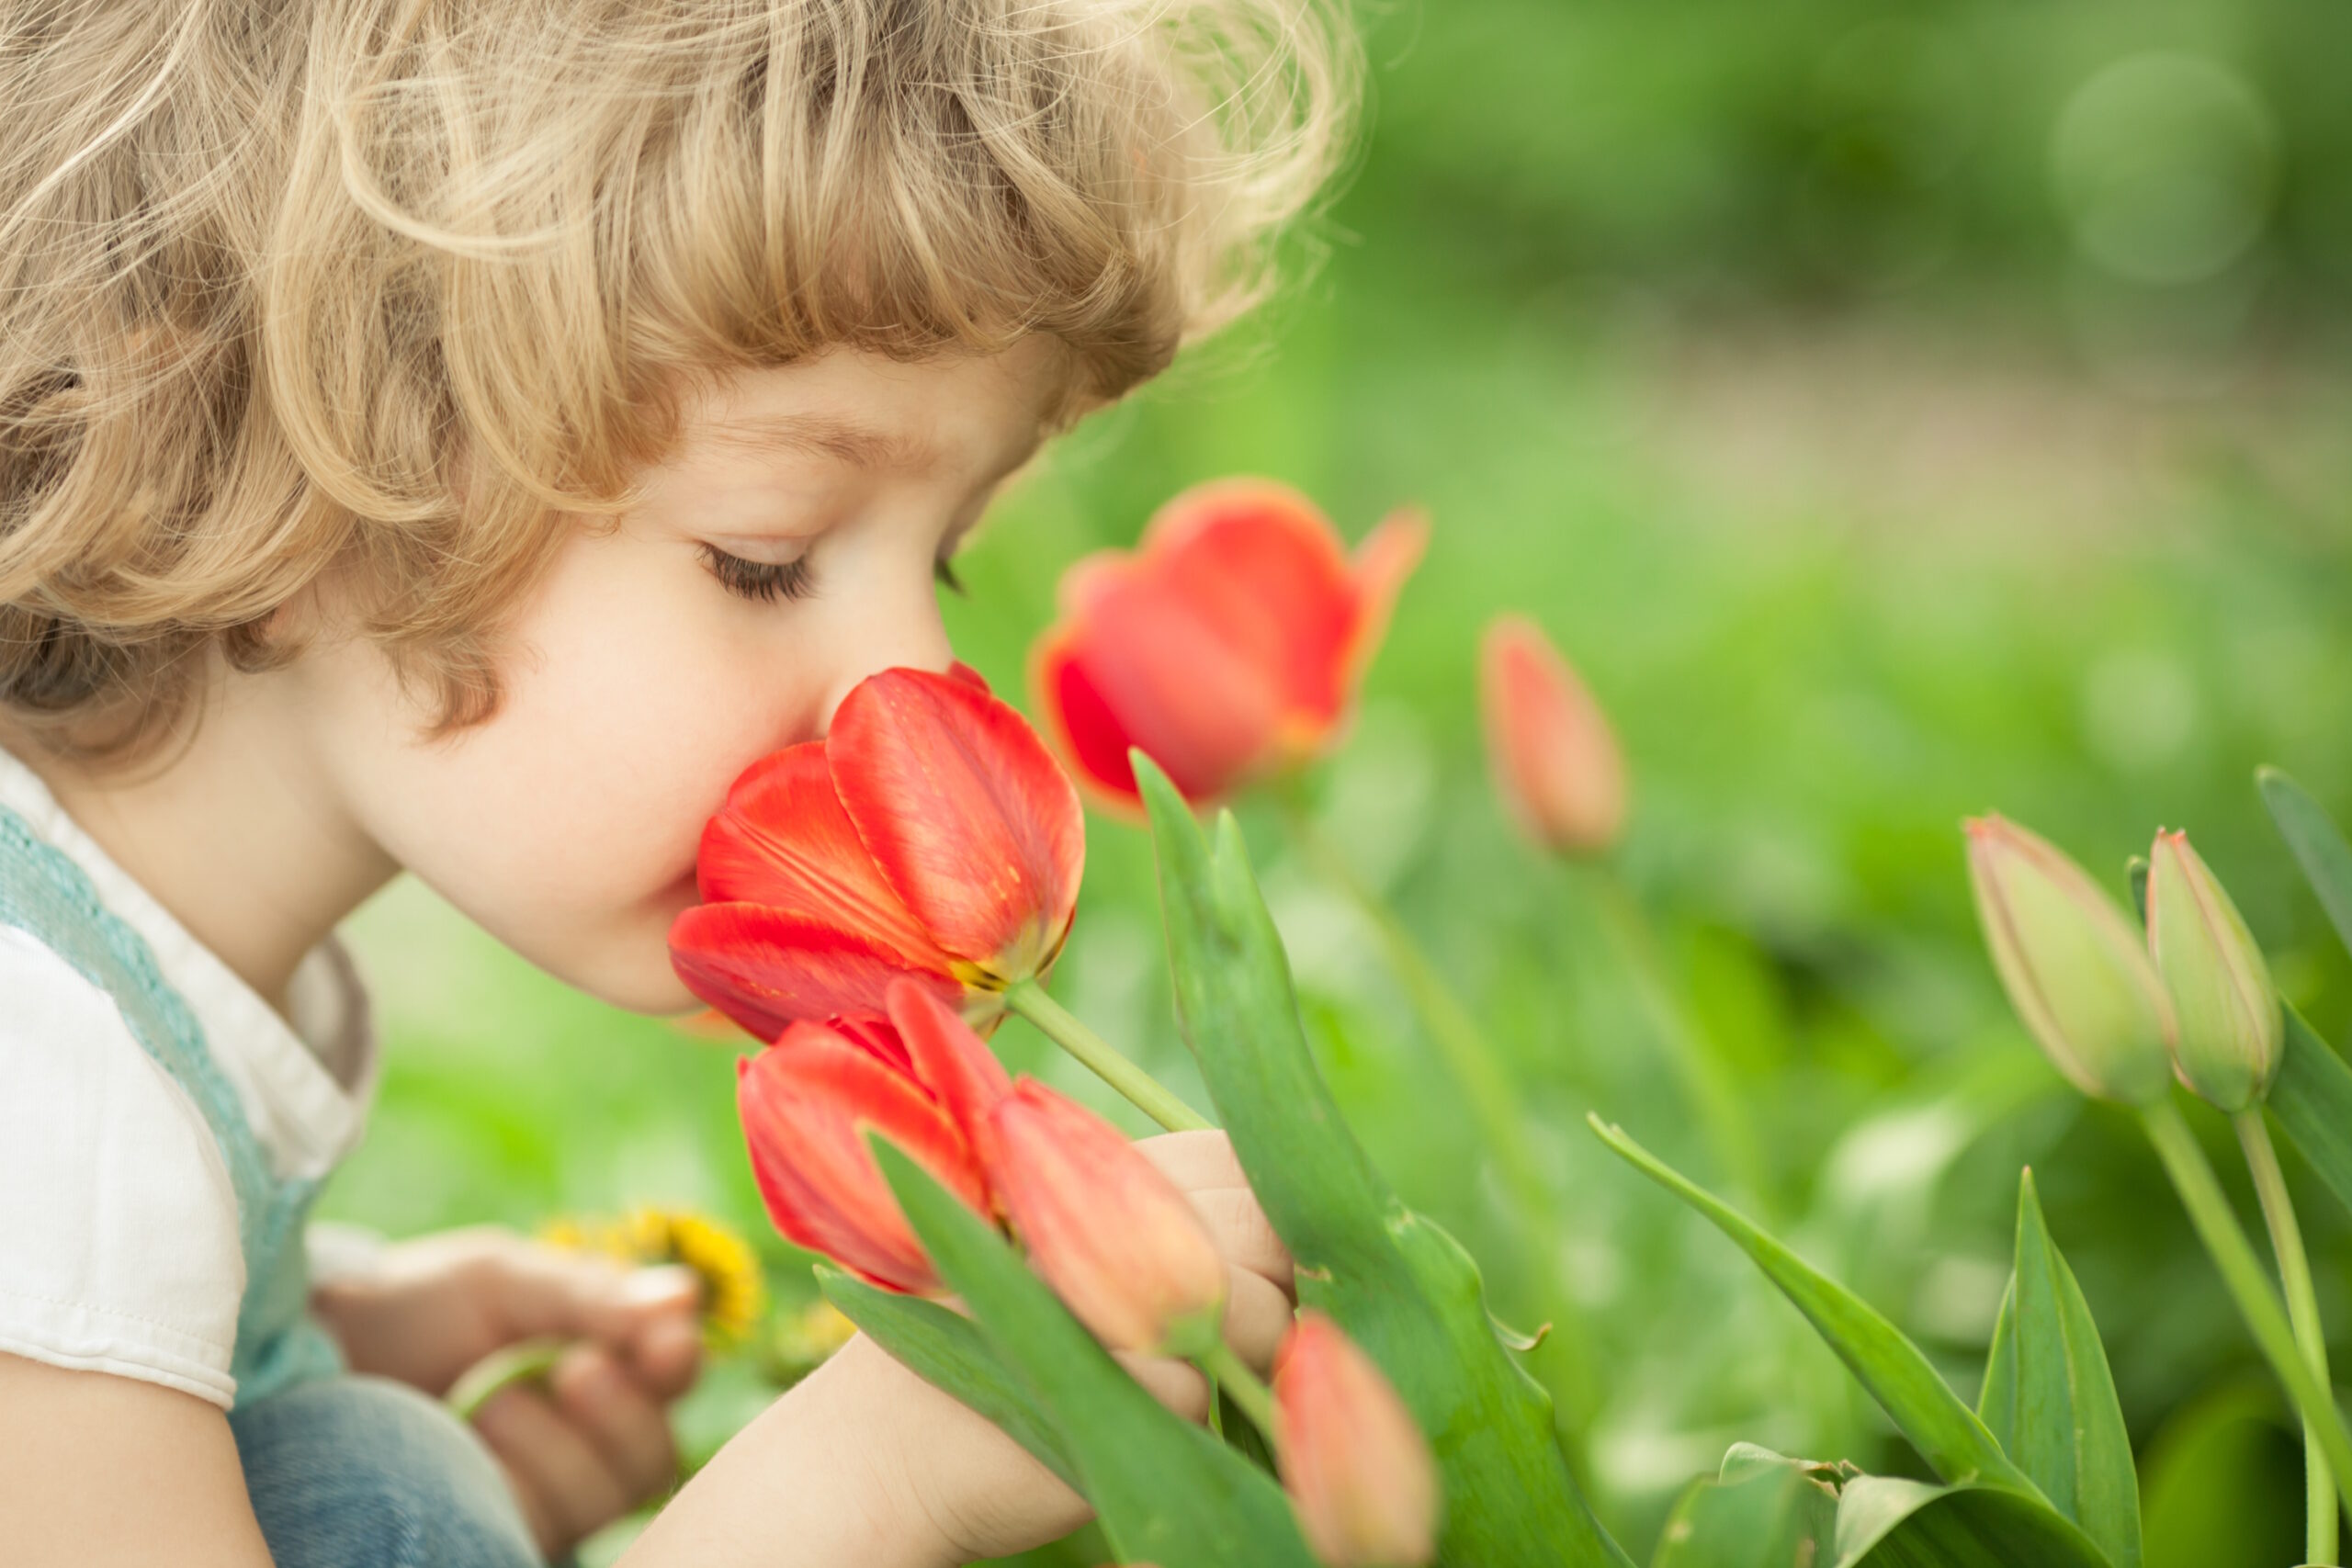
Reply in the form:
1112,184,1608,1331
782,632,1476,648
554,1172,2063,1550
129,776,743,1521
322,0,2352,1562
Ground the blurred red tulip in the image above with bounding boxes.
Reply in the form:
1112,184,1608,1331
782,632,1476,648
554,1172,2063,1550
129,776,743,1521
1478,615,1627,858
670,665,1084,1039
1273,1314,1441,1567
1031,479,1426,807
735,982,1013,1294
984,1080,1228,1356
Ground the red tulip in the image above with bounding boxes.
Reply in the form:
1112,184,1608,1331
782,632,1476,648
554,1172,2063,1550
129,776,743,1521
1478,615,1627,858
1273,1314,1441,1567
1031,479,1427,807
671,665,1085,1039
735,982,1013,1294
983,1080,1228,1357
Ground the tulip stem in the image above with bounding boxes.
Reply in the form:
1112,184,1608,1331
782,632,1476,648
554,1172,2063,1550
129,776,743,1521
1199,1339,1279,1447
1577,864,1776,1224
1275,798,1597,1430
2142,1098,2352,1517
1003,979,1214,1134
2238,1109,2340,1563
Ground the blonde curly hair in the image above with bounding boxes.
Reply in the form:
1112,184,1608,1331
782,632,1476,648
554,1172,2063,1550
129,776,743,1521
0,0,1357,766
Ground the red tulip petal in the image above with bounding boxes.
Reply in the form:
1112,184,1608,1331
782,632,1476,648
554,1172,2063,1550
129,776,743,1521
1140,479,1363,728
828,668,1084,972
1031,618,1148,806
737,1030,987,1294
947,660,991,694
1053,549,1135,619
1342,504,1429,690
670,902,962,1039
695,744,954,974
827,1012,918,1077
887,979,1013,1156
1047,574,1288,803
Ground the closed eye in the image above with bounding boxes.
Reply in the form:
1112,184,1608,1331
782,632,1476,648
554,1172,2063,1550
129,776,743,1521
699,543,818,604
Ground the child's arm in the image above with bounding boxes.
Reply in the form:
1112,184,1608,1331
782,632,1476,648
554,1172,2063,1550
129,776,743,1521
0,1352,277,1567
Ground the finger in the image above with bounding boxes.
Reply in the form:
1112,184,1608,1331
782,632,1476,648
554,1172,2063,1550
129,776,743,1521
549,1343,682,1505
1222,1265,1294,1376
623,1308,704,1404
474,1382,637,1555
1135,1129,1247,1190
1184,1185,1295,1294
1119,1350,1214,1426
486,1245,701,1348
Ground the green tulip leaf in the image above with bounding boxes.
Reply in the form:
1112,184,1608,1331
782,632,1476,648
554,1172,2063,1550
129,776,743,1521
867,1136,1319,1568
1649,1446,1838,1568
2260,766,2352,960
1832,1475,2115,1568
1976,1169,2141,1568
1136,753,1633,1568
814,1267,1080,1491
1589,1115,2037,1495
2268,1005,2352,1223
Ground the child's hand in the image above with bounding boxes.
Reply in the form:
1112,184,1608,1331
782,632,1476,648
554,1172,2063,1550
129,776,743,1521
311,1225,704,1556
865,1129,1299,1564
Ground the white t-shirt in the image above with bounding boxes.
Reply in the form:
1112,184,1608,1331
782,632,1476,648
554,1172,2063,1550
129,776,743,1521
0,744,379,1408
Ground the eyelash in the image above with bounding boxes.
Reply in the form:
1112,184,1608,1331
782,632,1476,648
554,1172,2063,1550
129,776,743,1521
698,544,818,604
697,543,968,603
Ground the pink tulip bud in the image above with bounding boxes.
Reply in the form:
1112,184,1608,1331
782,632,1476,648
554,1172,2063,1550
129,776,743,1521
1478,615,1628,858
1965,815,2175,1106
1273,1313,1441,1567
983,1080,1228,1358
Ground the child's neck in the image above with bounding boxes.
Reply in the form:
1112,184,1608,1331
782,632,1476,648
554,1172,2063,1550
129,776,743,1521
5,669,400,1028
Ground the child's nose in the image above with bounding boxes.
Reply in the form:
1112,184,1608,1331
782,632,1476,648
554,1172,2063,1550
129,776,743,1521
813,611,954,732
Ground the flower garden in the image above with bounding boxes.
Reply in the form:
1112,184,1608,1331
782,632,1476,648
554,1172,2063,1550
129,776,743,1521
322,2,2352,1562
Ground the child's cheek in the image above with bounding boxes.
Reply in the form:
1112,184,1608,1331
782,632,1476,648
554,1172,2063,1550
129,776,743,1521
322,525,814,1014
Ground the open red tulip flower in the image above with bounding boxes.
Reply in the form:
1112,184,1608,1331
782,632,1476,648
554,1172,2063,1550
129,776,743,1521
670,665,1084,1040
1031,479,1428,808
736,980,1013,1294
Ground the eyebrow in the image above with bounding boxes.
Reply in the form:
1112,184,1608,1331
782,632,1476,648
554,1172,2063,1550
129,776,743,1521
704,411,944,477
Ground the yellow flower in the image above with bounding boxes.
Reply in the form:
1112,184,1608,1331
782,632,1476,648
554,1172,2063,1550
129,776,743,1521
539,1205,768,1348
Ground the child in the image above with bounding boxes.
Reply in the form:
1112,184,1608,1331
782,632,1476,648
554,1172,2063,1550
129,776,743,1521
0,3,1352,1564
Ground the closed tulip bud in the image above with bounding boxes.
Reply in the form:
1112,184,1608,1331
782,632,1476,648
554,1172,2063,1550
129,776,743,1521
1965,816,2175,1106
2146,829,2282,1112
1273,1314,1440,1568
1478,615,1628,857
984,1080,1227,1357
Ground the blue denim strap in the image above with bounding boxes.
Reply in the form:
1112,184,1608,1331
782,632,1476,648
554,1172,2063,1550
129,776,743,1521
0,800,344,1404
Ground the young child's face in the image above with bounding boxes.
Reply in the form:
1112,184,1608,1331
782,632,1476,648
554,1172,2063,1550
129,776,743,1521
295,339,1069,1014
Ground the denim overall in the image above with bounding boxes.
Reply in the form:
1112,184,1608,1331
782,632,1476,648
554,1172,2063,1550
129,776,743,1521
0,800,542,1568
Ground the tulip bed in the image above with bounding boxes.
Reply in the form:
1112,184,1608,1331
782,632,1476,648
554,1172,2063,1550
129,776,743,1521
331,398,2352,1566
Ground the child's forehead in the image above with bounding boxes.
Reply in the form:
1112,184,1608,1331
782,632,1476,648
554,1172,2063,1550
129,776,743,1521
662,340,1077,478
